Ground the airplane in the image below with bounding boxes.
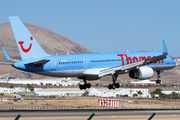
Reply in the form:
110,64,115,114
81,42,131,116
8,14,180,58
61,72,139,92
0,16,176,90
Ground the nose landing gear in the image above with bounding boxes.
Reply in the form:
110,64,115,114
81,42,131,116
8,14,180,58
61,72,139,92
156,70,162,84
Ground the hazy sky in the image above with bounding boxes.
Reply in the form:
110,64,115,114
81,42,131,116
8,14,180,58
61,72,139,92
0,0,180,57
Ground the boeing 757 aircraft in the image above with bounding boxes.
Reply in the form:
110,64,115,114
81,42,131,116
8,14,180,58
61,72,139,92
0,16,176,90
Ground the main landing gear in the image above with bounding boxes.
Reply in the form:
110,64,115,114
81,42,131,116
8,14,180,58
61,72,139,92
156,70,162,84
79,78,91,90
108,74,120,90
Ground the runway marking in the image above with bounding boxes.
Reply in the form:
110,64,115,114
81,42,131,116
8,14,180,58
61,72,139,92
171,114,176,116
111,115,116,117
0,118,3,119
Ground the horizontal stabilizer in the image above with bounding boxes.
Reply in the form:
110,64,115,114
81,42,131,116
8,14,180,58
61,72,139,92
2,47,18,61
26,59,50,68
0,62,13,65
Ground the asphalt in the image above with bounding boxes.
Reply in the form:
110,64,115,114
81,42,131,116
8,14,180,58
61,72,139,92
0,109,180,117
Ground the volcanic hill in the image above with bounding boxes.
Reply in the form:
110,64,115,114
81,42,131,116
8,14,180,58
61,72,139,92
0,22,91,75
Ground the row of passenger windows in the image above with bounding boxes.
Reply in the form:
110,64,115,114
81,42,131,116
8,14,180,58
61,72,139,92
91,59,124,63
58,58,141,65
59,61,83,64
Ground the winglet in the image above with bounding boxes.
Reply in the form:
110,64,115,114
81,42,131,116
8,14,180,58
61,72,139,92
2,47,18,61
162,40,168,55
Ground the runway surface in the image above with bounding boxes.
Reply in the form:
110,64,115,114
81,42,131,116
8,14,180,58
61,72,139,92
0,109,180,117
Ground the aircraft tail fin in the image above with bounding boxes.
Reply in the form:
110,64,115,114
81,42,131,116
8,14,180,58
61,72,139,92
9,16,49,60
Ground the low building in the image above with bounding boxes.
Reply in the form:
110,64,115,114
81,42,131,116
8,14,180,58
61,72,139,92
0,78,80,86
35,87,150,97
35,88,84,96
0,86,150,98
162,91,180,94
0,87,29,93
131,80,156,84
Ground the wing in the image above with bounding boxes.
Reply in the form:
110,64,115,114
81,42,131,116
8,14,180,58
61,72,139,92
26,59,50,68
98,40,167,77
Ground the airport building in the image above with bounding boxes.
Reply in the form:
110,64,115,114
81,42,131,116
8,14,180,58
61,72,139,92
0,78,80,86
0,87,42,94
0,86,150,98
0,87,29,93
131,80,156,84
35,88,150,98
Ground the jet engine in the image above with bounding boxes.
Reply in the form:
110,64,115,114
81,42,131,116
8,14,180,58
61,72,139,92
129,66,154,80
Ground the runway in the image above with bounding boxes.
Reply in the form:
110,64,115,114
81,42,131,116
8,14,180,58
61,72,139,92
0,109,180,117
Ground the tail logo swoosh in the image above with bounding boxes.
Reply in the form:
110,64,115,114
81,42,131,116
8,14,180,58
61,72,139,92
18,37,33,53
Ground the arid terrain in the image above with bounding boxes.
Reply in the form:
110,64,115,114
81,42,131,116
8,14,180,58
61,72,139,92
0,94,180,109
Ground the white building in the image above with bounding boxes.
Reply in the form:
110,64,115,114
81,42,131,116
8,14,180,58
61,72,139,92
162,91,180,94
0,78,80,86
131,80,156,84
0,86,150,98
174,59,180,66
130,88,150,97
0,87,30,93
35,88,85,96
35,88,150,98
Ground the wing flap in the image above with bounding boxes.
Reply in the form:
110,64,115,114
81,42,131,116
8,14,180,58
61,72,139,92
143,54,166,65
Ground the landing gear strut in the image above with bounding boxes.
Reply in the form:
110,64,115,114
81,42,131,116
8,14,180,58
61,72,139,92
156,70,162,84
108,74,120,90
79,78,91,90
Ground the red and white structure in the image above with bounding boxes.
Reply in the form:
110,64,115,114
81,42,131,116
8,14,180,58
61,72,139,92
98,98,120,107
0,99,8,102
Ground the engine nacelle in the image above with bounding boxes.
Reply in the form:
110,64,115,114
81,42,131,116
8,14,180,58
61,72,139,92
129,66,154,80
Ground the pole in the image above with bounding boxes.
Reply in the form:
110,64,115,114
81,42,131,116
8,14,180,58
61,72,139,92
14,114,21,120
178,74,179,97
87,113,95,120
148,112,156,120
102,84,103,99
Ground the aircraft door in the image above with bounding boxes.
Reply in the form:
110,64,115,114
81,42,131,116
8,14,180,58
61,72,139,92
51,58,56,70
84,59,88,68
166,55,170,64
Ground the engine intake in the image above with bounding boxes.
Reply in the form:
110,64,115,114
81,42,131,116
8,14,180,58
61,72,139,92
129,66,154,80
